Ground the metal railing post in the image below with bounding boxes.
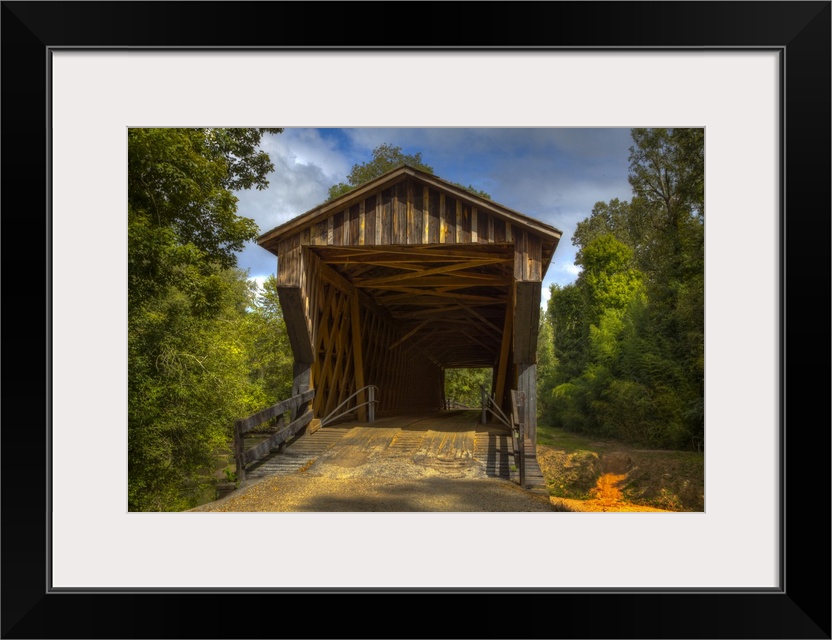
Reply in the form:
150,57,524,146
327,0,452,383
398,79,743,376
481,385,487,424
368,385,375,423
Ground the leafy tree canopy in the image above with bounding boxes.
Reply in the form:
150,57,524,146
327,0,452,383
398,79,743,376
327,143,491,201
128,128,282,269
128,127,291,511
628,127,704,223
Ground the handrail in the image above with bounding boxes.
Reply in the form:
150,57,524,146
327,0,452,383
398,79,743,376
233,389,315,483
320,384,380,427
480,384,512,430
445,397,473,410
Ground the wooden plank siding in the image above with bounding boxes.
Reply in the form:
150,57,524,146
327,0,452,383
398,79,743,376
513,281,542,363
258,166,561,256
393,181,407,245
380,188,393,245
349,204,360,246
277,234,302,286
444,196,456,244
365,194,376,245
332,210,344,246
493,218,506,243
407,178,422,244
428,189,440,244
458,202,471,244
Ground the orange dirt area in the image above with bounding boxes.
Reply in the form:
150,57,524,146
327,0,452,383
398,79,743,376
549,472,672,512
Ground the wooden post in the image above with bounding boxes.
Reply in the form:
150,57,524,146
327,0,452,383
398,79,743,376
518,391,527,489
517,363,537,452
233,419,246,484
494,284,514,412
277,286,315,364
292,362,311,421
513,280,541,452
350,293,367,421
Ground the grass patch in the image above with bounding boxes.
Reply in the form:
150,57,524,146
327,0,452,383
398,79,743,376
537,424,616,454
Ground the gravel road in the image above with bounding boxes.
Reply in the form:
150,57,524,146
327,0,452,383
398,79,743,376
190,473,553,512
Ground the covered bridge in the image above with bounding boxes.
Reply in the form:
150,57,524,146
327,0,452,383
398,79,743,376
257,165,561,447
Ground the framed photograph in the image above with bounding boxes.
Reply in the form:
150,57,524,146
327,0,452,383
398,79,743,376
3,2,829,638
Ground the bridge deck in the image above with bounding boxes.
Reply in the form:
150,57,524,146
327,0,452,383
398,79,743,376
245,410,546,494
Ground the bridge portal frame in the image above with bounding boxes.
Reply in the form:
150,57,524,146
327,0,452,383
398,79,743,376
257,165,561,449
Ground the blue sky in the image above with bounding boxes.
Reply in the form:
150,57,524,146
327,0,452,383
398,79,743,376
234,128,634,305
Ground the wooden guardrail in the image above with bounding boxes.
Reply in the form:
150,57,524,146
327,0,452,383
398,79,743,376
233,389,315,483
510,390,527,489
481,385,527,488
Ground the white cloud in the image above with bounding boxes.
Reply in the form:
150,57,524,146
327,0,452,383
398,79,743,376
233,127,634,284
234,129,355,279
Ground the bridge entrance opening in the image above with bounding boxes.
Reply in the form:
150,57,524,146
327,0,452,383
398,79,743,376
444,367,493,410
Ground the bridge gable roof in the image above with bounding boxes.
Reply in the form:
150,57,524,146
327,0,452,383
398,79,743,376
256,165,562,260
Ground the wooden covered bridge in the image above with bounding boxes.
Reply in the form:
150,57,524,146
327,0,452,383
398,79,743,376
235,165,561,491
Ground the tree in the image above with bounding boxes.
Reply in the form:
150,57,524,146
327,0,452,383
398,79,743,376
444,368,492,407
543,128,703,450
546,283,588,381
129,128,282,269
128,128,284,511
327,143,491,200
128,267,261,510
536,312,557,424
578,234,645,323
628,128,704,221
245,275,294,405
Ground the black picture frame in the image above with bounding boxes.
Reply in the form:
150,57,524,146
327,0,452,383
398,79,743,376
2,2,829,638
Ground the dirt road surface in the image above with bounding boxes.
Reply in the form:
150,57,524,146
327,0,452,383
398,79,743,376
191,412,553,512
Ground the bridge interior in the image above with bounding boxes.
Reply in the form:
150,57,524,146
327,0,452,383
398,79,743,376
313,243,513,370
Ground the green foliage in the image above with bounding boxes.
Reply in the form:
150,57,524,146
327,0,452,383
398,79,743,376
573,198,644,265
328,143,433,200
578,235,645,319
128,128,289,511
327,143,491,200
450,183,492,200
128,267,262,511
128,128,280,269
536,313,557,422
546,283,588,381
444,368,492,407
629,127,704,220
245,275,294,405
541,128,704,451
